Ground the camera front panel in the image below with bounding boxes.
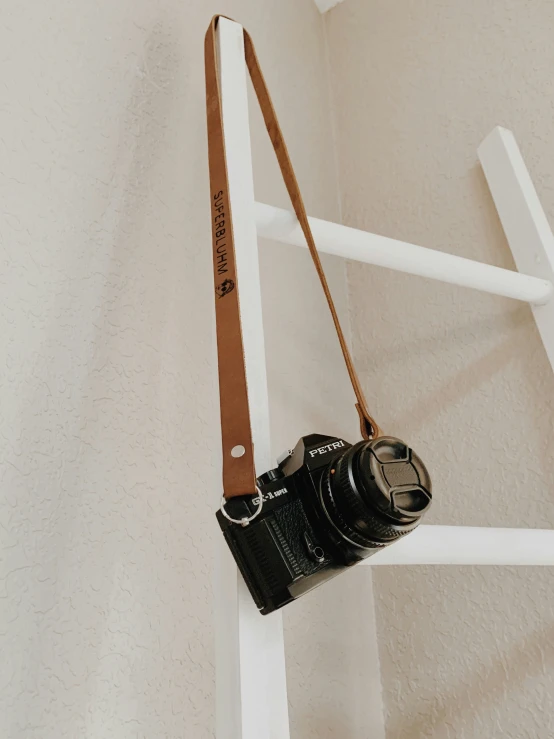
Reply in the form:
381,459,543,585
216,441,350,614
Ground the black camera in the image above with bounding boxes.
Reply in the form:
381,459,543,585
217,434,432,615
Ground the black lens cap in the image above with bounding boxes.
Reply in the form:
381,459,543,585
356,437,432,524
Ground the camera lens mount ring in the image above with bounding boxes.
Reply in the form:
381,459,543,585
220,487,264,527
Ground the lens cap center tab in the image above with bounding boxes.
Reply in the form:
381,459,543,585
382,461,419,488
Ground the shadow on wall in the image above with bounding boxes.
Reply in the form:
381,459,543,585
51,16,216,736
357,307,533,426
391,311,533,433
387,623,554,738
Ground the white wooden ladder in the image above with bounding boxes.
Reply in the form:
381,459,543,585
214,18,554,739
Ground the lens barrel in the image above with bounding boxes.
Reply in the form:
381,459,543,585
320,436,432,549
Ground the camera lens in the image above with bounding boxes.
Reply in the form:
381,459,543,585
320,437,431,549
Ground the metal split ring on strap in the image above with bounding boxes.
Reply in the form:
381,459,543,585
220,487,264,527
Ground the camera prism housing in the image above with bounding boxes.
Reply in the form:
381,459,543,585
217,434,432,615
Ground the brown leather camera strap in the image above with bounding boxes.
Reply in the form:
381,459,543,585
205,15,380,499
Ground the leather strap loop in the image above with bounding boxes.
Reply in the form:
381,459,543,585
205,16,380,499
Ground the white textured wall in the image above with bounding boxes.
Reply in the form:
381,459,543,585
326,1,554,737
0,2,382,738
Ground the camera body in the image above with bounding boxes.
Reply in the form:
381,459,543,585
217,433,432,615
